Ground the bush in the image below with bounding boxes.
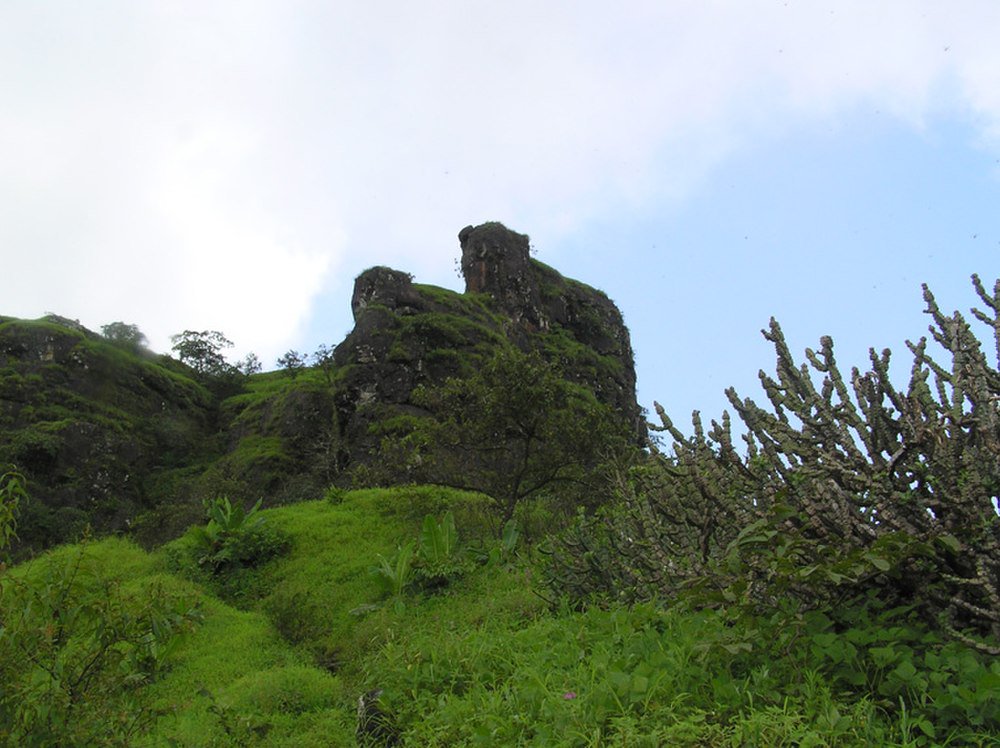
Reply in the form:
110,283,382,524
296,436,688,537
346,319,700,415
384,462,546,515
0,465,26,558
413,511,467,587
0,473,201,746
372,511,487,610
190,496,290,573
546,275,1000,652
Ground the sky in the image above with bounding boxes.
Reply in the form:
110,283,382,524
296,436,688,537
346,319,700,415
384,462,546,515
2,1,999,431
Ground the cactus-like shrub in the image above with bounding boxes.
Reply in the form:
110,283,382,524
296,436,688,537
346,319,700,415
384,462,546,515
547,276,999,652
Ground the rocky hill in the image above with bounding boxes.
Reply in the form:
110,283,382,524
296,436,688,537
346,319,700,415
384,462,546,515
0,315,215,551
328,222,643,464
0,222,642,551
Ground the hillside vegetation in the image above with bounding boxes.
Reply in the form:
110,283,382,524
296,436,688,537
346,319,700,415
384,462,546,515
0,229,997,744
0,224,643,555
2,479,997,745
0,315,215,552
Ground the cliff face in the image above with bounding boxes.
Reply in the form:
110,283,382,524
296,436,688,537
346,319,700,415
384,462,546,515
0,316,214,551
329,222,644,460
459,222,640,431
329,264,509,463
0,221,645,552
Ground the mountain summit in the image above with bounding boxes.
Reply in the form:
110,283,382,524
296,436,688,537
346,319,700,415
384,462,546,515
0,223,643,551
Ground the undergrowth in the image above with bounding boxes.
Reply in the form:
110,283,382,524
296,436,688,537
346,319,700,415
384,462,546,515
357,591,999,746
4,482,999,745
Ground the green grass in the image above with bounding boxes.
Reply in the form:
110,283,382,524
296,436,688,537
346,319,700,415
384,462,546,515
223,368,330,417
358,599,999,746
6,487,998,746
143,582,351,747
411,283,503,323
2,535,351,746
365,603,827,745
146,485,501,744
222,487,493,659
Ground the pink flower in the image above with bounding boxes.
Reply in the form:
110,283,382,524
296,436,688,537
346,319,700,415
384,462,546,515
563,691,577,700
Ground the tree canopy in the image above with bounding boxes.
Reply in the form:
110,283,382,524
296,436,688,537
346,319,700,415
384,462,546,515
380,347,627,528
100,321,147,351
170,330,234,377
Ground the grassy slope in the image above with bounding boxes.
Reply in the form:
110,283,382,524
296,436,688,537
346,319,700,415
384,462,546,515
146,485,520,746
10,487,998,747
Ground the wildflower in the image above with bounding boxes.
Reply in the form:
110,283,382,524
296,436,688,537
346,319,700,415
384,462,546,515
563,691,577,700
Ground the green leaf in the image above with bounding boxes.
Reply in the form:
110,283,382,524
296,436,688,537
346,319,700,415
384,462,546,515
501,519,519,554
812,633,837,649
936,534,961,553
865,554,892,572
892,659,918,683
419,511,459,566
608,670,630,697
721,641,752,655
630,675,649,695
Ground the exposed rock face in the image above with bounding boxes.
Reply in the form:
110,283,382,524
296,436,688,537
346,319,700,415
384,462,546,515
331,263,508,462
0,221,646,553
0,316,213,552
459,222,642,435
330,222,645,457
459,223,544,329
350,267,422,318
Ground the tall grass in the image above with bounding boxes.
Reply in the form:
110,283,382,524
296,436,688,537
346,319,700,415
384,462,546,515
5,485,996,746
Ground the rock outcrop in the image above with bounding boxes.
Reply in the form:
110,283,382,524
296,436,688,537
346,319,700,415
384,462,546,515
0,316,214,552
0,221,646,553
459,222,640,428
329,222,644,461
459,223,543,328
330,261,509,462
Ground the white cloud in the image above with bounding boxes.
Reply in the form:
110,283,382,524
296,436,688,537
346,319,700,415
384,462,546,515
147,118,333,357
2,0,999,360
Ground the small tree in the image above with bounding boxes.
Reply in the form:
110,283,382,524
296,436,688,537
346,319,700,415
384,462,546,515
276,350,307,378
100,322,147,351
170,330,235,377
312,344,337,385
236,352,262,376
388,347,624,529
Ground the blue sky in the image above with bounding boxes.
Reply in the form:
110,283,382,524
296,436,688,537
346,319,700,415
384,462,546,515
302,110,1000,426
2,2,998,435
556,115,1000,423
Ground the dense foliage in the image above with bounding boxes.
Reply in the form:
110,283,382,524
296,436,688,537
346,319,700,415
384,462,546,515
100,321,148,352
2,267,998,744
0,477,997,745
170,330,236,377
547,275,1000,651
0,472,202,746
190,496,290,573
368,347,625,530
